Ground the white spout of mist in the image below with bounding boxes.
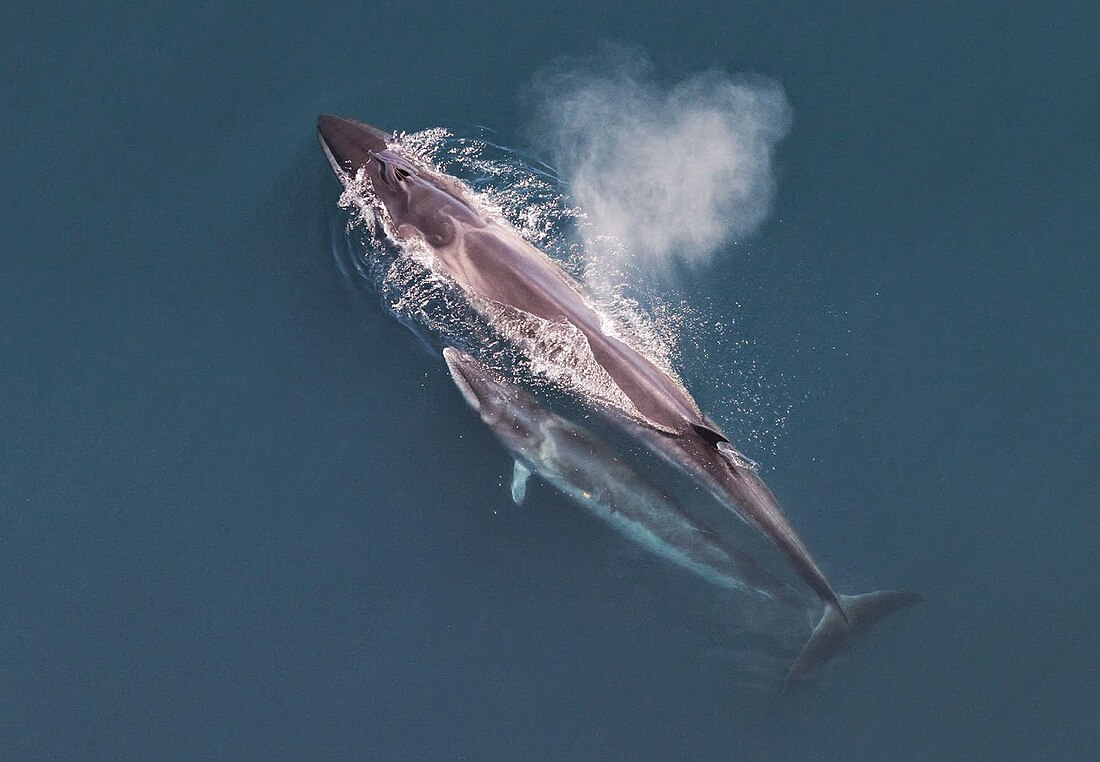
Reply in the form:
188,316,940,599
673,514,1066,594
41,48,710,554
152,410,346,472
527,46,791,284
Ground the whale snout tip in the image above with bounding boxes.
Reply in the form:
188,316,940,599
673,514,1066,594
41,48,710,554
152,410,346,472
442,346,465,371
316,114,392,169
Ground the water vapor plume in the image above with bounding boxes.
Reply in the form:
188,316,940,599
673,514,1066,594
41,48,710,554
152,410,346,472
527,45,791,283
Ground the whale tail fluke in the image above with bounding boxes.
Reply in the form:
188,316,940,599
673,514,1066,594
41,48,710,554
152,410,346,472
783,589,924,693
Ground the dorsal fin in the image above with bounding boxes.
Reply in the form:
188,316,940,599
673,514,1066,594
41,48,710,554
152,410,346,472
691,423,729,447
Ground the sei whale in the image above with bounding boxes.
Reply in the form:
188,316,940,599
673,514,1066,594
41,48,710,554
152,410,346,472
316,114,905,627
443,347,922,691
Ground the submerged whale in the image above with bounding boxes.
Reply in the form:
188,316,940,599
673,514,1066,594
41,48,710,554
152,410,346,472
443,346,802,607
443,346,922,691
316,114,906,629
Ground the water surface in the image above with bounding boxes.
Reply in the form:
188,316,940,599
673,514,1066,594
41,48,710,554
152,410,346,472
2,1,1097,757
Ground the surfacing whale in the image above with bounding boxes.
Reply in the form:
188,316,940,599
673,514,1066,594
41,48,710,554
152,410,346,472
316,114,911,632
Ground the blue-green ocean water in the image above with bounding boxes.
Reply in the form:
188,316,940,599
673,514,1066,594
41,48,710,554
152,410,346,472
2,1,1097,757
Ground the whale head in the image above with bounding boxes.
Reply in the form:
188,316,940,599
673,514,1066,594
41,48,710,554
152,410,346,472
317,115,419,219
443,348,547,454
317,114,481,245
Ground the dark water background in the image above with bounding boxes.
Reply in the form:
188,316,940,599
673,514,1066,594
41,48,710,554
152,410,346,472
2,1,1097,757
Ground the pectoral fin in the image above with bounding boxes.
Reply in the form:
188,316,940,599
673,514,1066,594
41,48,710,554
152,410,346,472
511,461,532,506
